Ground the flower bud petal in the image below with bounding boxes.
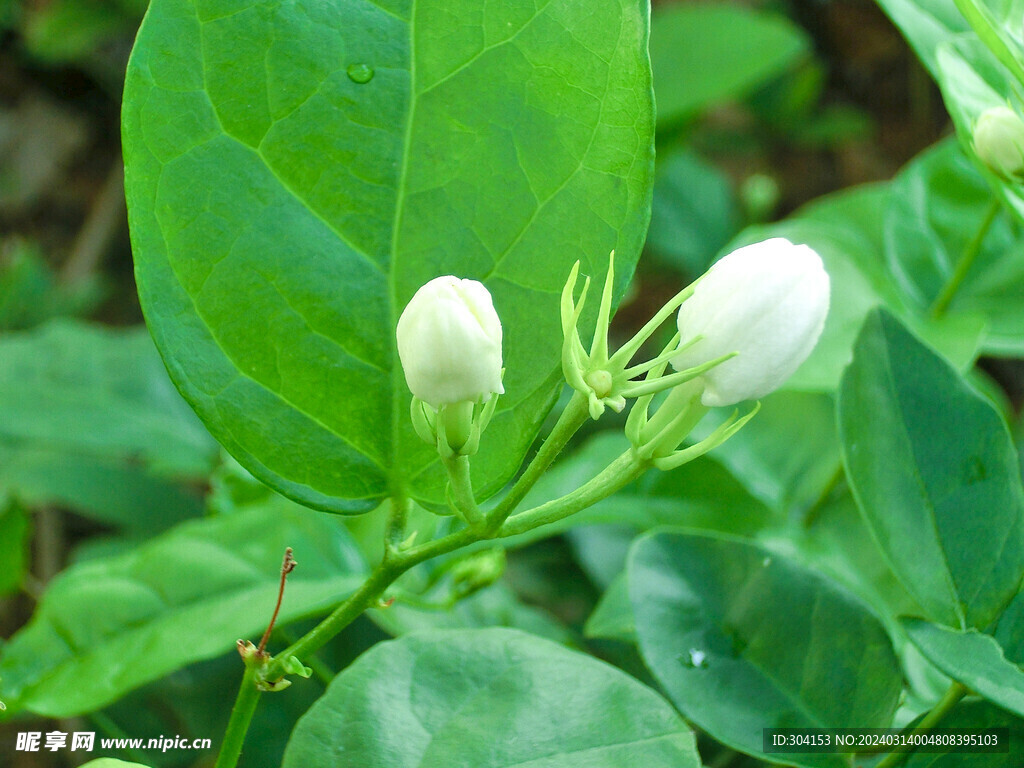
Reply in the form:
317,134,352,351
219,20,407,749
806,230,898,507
671,238,830,406
973,105,1024,181
397,276,504,408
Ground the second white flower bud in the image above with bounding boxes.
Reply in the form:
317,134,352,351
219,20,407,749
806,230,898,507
671,238,830,406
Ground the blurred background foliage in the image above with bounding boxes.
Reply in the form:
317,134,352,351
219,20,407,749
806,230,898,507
1,0,1021,767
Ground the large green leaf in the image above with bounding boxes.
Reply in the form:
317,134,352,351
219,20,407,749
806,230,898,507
649,2,808,126
282,628,701,768
629,530,901,768
122,0,655,513
839,309,1024,630
902,617,1024,718
0,496,366,717
0,321,216,530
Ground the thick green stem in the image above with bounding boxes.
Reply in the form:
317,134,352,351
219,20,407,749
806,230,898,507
499,449,646,536
484,391,590,531
930,198,1000,317
215,663,262,768
872,682,969,768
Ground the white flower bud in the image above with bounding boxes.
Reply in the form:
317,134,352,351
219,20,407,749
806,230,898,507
973,105,1024,181
671,238,829,407
397,276,504,408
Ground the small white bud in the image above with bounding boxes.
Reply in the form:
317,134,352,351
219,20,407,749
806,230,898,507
973,105,1024,181
671,238,830,407
397,276,504,408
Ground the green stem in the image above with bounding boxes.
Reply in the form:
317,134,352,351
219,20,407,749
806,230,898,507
499,449,646,536
930,198,1000,317
484,391,590,531
266,559,408,680
872,682,969,768
443,454,484,528
214,663,262,768
213,393,602,768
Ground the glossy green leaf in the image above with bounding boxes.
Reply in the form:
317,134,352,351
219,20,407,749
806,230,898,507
902,617,1024,718
282,628,701,768
0,496,366,717
80,760,153,768
795,493,924,631
904,700,1024,768
0,500,30,597
629,530,901,768
883,140,1024,355
122,0,655,513
839,309,1024,629
650,3,808,126
0,321,215,529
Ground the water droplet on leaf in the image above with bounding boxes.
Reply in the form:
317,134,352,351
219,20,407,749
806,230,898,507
347,64,374,83
681,648,708,669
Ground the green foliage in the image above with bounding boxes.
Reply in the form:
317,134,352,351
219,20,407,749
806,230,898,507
646,148,740,276
649,3,809,126
884,141,1024,354
902,617,1024,718
282,628,701,768
629,530,901,768
0,242,105,330
0,320,216,530
695,390,840,519
0,496,366,717
839,310,1024,629
10,0,1024,765
0,500,30,596
122,0,655,514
